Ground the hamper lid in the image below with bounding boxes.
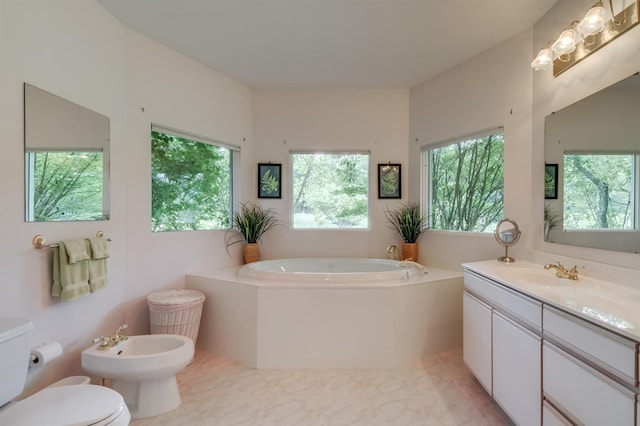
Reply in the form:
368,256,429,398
147,289,205,305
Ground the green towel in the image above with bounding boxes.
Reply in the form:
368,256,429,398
52,242,90,302
89,257,108,292
64,239,90,263
88,237,110,259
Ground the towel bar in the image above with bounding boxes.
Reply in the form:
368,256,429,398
33,232,112,249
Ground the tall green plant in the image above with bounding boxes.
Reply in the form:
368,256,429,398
225,202,280,249
384,202,429,243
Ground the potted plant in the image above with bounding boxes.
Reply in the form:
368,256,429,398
225,202,280,263
384,201,429,261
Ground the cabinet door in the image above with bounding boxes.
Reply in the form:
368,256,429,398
493,312,541,426
463,291,492,393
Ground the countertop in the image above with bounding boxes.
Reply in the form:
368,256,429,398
463,259,640,342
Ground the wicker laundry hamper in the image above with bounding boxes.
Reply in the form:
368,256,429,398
147,289,205,347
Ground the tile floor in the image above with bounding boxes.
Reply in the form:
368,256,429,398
130,349,510,426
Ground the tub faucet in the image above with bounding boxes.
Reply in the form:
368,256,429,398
386,245,400,260
544,262,579,280
93,323,128,350
399,260,427,273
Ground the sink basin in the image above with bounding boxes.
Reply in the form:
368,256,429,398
497,268,574,287
82,334,193,380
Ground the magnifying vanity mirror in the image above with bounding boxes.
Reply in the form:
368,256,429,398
544,72,640,253
494,218,521,263
24,83,110,222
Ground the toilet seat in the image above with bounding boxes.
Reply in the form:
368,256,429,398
0,384,129,426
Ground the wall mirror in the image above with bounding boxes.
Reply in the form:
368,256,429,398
494,218,521,263
24,83,110,222
544,72,640,254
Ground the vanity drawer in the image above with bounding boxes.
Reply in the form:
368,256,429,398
543,305,637,384
542,400,572,426
543,342,636,425
464,271,541,329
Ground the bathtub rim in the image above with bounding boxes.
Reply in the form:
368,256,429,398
238,257,426,284
189,262,461,290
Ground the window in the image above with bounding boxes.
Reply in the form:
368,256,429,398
151,125,238,232
563,153,638,230
291,151,369,229
25,151,105,221
422,129,504,232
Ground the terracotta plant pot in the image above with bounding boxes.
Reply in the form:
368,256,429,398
402,242,419,261
243,243,260,264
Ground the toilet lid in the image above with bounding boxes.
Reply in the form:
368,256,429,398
1,384,126,426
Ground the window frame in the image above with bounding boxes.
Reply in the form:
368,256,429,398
289,150,371,230
420,126,504,233
150,123,240,232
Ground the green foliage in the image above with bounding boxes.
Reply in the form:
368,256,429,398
380,168,399,196
260,169,279,194
430,133,504,232
563,154,633,229
384,201,429,243
292,153,369,228
151,131,231,232
29,151,104,221
225,202,280,248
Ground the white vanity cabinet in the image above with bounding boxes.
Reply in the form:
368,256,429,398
463,270,542,426
463,262,640,426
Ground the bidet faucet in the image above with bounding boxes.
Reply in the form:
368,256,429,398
544,262,579,280
93,323,128,350
386,245,400,260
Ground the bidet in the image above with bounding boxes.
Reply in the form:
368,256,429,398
82,334,193,419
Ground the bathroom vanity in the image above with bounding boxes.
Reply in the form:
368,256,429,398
463,260,640,425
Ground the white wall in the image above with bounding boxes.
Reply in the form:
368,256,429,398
252,89,410,260
409,30,534,270
0,0,251,395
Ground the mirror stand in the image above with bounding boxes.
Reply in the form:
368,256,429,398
494,218,521,263
498,246,515,263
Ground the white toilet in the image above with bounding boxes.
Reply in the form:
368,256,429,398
0,317,130,426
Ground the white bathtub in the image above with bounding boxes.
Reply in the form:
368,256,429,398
187,258,463,369
238,258,426,283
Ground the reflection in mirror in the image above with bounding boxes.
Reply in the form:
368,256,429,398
494,218,521,263
24,83,110,222
544,72,640,253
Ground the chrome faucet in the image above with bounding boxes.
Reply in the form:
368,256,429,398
93,323,128,350
386,245,400,260
544,262,579,280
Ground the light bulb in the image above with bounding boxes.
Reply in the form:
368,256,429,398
578,3,606,36
531,48,553,70
551,27,580,55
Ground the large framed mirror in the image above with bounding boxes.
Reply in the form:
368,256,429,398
24,83,110,222
544,72,640,253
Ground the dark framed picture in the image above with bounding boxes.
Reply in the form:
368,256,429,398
258,163,281,198
545,164,558,199
378,163,401,199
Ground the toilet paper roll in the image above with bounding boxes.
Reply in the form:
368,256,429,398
29,341,63,368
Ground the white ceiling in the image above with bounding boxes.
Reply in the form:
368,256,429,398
98,0,558,89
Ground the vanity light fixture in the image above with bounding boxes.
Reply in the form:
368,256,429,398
532,0,639,76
